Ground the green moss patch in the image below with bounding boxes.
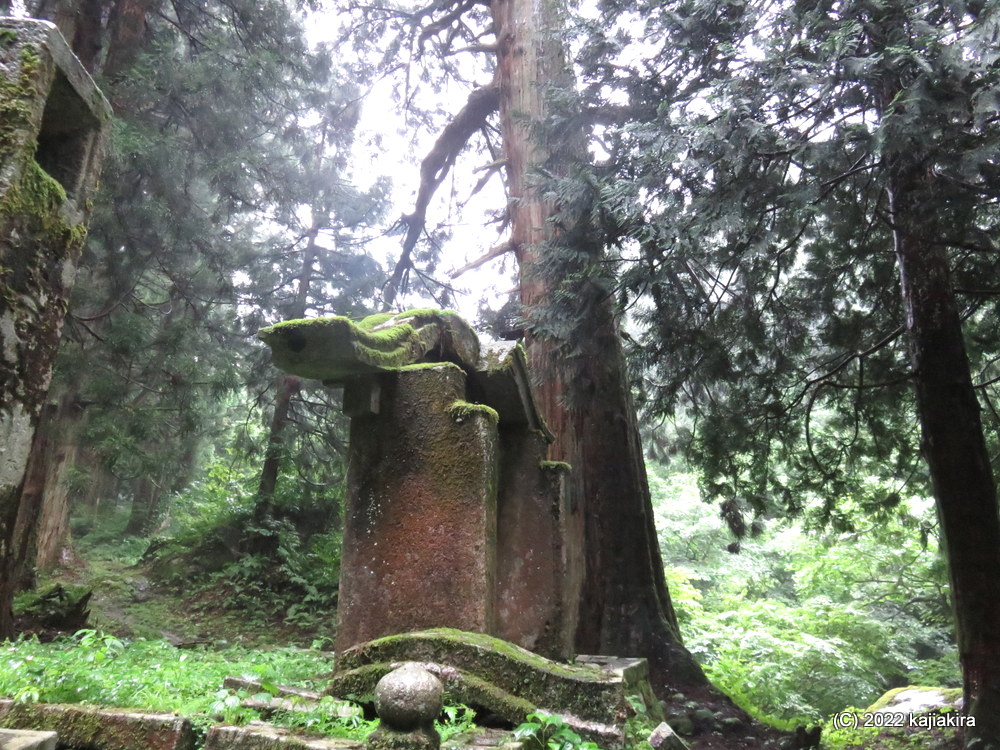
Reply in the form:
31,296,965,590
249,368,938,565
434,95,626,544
259,310,480,384
448,401,499,425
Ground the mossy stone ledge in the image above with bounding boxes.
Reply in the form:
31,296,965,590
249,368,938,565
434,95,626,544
258,310,480,384
328,629,662,748
0,701,194,750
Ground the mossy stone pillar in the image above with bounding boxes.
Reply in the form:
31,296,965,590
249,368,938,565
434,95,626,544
258,314,583,659
0,18,110,636
337,364,499,652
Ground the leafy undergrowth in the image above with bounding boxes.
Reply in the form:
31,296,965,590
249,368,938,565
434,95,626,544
1,631,338,733
821,707,964,750
39,524,333,648
8,521,968,750
0,630,480,745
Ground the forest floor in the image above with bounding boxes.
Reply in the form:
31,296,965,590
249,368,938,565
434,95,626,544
41,543,331,648
19,541,966,750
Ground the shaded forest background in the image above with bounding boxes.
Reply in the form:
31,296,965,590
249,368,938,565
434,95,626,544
2,0,1000,741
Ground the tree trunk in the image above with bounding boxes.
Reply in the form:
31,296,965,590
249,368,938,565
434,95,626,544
12,392,82,590
490,0,709,695
252,373,301,525
79,455,116,515
103,0,155,79
250,226,319,528
124,474,162,536
889,162,1000,742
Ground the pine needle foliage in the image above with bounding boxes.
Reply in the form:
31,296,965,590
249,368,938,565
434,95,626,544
559,0,1000,527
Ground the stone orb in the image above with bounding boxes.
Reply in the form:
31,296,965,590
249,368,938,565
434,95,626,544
374,663,444,731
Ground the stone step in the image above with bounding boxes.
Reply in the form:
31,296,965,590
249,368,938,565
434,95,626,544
221,677,359,718
205,723,361,750
0,701,195,750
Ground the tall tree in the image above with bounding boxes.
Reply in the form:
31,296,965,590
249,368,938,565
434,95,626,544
572,0,1000,737
355,0,713,700
488,0,708,694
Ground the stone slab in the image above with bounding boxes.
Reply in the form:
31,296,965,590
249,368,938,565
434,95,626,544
474,343,550,438
206,723,361,750
0,728,57,750
329,629,661,747
495,431,574,659
0,702,194,750
259,311,479,384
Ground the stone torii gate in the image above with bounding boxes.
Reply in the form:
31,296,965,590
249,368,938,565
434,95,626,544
260,310,583,659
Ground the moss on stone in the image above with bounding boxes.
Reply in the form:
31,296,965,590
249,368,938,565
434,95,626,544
331,629,639,730
538,461,571,473
865,685,964,712
0,32,89,420
0,701,196,750
365,726,439,750
259,310,480,384
397,362,464,374
447,401,499,425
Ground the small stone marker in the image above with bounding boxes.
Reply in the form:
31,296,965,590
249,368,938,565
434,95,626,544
0,729,57,750
365,664,443,750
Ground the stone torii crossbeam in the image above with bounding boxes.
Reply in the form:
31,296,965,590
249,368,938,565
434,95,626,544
259,310,583,659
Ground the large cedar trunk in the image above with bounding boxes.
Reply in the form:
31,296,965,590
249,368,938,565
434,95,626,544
889,164,1000,741
489,0,708,693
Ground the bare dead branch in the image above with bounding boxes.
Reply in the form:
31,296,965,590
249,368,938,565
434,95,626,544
444,43,498,55
450,240,513,278
384,81,500,307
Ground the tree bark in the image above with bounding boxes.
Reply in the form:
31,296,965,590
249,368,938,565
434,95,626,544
103,0,155,79
252,373,301,525
889,161,1000,742
12,392,82,590
489,0,709,694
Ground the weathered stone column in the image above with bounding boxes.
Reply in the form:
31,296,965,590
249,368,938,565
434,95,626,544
0,18,111,637
338,364,499,650
258,311,583,659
